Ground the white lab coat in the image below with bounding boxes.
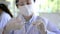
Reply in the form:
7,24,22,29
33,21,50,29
0,12,11,34
4,14,60,34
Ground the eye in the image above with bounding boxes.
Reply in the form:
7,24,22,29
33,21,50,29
27,3,31,5
27,3,30,5
20,3,25,6
18,3,25,6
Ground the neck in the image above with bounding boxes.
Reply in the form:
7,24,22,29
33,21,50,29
23,15,33,21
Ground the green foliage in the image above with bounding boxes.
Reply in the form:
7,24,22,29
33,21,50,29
39,0,60,13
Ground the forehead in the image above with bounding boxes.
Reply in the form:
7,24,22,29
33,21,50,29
19,0,26,2
19,0,32,2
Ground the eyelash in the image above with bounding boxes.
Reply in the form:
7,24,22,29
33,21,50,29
27,3,30,5
18,3,31,6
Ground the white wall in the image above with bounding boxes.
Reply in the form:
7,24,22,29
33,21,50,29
40,13,60,29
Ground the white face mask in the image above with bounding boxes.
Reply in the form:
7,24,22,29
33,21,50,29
18,5,33,16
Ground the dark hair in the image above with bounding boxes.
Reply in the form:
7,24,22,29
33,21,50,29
16,0,35,7
0,4,13,17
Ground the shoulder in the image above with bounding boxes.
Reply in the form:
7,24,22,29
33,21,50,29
2,12,11,20
34,15,49,25
35,16,47,22
0,12,11,24
33,16,49,31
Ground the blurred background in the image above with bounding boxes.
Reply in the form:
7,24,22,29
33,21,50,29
0,0,60,29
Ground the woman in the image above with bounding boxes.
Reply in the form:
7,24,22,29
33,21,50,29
0,3,13,34
3,0,60,34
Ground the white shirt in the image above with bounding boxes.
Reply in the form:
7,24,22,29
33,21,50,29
4,14,60,34
0,12,11,34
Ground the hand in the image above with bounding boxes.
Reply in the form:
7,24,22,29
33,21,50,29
3,18,25,34
37,23,47,34
32,20,47,34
